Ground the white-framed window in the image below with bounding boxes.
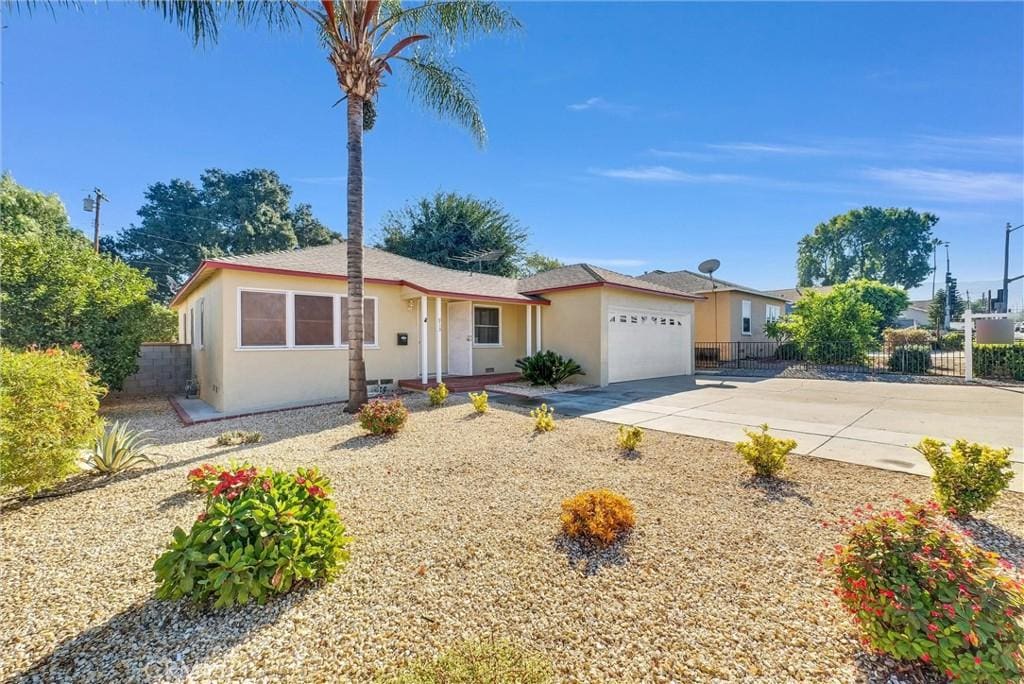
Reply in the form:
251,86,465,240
196,297,205,349
741,300,752,335
237,287,378,350
765,303,781,324
188,307,195,344
473,305,501,346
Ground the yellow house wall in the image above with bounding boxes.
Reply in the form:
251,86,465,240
174,276,225,410
538,287,604,384
694,291,783,345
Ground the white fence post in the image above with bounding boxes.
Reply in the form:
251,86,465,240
963,309,973,382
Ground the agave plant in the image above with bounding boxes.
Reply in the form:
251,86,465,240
86,420,155,475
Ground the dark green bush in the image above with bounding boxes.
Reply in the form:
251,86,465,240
887,345,932,374
773,341,804,361
974,343,1024,381
937,331,964,351
154,466,351,608
0,346,105,494
515,350,584,387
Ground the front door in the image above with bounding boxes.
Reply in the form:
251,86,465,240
447,301,473,375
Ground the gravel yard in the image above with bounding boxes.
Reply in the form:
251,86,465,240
1,396,1022,683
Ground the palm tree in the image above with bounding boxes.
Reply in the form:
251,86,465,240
32,0,519,411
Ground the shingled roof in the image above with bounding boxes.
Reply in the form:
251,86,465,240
171,243,699,306
639,269,786,300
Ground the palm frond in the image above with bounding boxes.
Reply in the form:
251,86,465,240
136,0,302,46
398,53,486,146
377,0,521,46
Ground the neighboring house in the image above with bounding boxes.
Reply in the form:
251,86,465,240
639,270,788,345
170,244,701,414
764,286,929,328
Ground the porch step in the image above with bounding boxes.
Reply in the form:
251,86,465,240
399,373,521,393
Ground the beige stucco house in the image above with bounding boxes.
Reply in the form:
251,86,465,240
170,244,701,414
639,270,787,345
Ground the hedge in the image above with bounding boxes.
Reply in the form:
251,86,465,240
974,343,1024,381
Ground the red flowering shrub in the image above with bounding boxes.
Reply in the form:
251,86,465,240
357,398,409,436
186,462,254,496
156,466,350,608
823,500,1024,682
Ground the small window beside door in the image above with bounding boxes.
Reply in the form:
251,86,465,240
473,306,501,345
741,300,752,335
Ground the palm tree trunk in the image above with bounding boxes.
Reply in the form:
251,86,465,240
345,94,368,412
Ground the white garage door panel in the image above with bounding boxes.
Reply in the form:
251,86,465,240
607,307,691,383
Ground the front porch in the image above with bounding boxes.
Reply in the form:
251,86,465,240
398,372,522,392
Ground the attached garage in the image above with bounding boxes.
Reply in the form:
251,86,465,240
607,306,692,382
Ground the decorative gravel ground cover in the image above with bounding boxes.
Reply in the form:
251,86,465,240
1,396,1021,683
486,380,597,397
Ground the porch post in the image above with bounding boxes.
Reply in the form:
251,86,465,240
420,295,428,384
434,297,443,384
536,304,543,351
526,304,533,356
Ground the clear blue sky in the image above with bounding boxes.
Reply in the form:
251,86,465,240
4,2,1022,303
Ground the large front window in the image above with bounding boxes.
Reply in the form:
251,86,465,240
474,306,501,345
238,288,377,349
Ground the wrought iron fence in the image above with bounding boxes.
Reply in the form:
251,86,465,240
694,340,969,378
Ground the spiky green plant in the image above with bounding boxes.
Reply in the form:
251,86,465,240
86,420,155,475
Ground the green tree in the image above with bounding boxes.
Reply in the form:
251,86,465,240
797,207,938,289
843,279,910,335
0,175,174,389
767,285,883,363
521,252,564,276
107,1,522,412
928,288,966,331
106,169,338,301
377,192,527,277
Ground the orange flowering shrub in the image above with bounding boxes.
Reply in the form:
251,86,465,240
357,398,409,436
560,489,635,546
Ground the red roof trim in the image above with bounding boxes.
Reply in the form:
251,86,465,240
521,281,705,301
171,260,550,307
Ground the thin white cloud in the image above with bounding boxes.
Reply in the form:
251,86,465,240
566,96,636,114
558,257,648,268
648,148,718,161
706,141,833,156
863,167,1024,202
590,165,749,183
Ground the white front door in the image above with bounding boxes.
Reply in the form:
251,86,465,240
607,307,692,382
447,301,473,375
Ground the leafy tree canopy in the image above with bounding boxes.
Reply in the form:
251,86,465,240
842,279,910,334
104,169,338,301
376,192,529,278
766,282,884,363
520,252,564,276
797,207,938,289
0,174,175,390
928,288,966,331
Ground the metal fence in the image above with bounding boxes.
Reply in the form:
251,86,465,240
694,341,969,378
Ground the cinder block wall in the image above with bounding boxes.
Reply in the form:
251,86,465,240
111,343,192,396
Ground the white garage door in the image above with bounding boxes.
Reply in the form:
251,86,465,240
607,307,692,383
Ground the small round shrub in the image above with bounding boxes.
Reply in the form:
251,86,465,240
384,639,554,684
823,501,1024,683
468,391,489,413
358,398,409,436
617,425,644,452
530,404,555,432
0,346,105,494
887,345,932,374
154,466,351,608
214,429,262,446
735,423,797,478
560,489,635,546
914,438,1015,517
427,382,449,407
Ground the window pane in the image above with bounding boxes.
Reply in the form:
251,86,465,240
295,294,334,346
474,307,500,344
339,297,376,346
475,307,499,326
240,291,286,346
476,325,499,344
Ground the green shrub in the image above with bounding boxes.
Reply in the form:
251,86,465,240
617,425,644,452
974,343,1024,381
427,382,449,406
86,420,154,475
883,328,932,348
214,430,262,447
887,345,932,374
358,398,409,436
0,346,105,494
468,391,488,413
938,331,964,351
773,341,804,361
735,423,797,477
384,639,554,684
767,284,881,364
914,438,1014,517
187,461,254,495
824,501,1024,683
530,404,555,432
515,350,584,387
154,466,351,608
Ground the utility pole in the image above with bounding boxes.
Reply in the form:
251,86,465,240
84,188,107,253
1002,223,1023,313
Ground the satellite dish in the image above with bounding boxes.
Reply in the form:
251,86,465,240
698,258,720,275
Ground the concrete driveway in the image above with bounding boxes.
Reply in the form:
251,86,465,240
511,375,1024,492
